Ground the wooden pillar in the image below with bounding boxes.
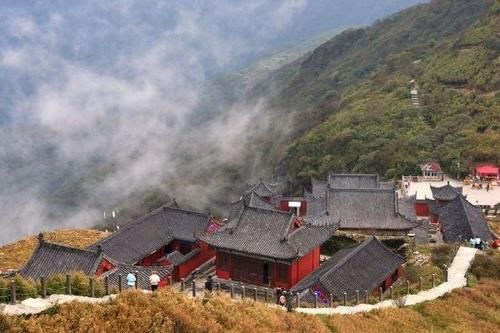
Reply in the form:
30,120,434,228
192,279,197,297
253,288,257,301
89,277,95,297
230,284,234,298
167,275,172,286
444,265,448,282
118,274,123,293
10,280,16,304
296,292,300,307
104,276,109,296
389,286,393,299
406,280,410,295
66,274,72,295
379,287,383,302
41,277,47,298
343,292,347,306
355,290,359,304
134,271,139,289
217,282,221,292
365,290,369,304
330,293,334,307
314,294,318,308
419,277,423,291
265,288,269,303
432,274,436,287
180,278,185,291
241,286,245,299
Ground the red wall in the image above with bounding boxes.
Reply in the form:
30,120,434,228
139,248,166,266
278,200,308,217
289,247,320,287
174,241,215,280
95,258,115,276
415,202,429,217
214,247,320,289
215,252,231,280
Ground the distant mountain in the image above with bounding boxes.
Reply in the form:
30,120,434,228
0,1,426,245
257,0,499,190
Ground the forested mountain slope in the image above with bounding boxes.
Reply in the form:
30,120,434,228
270,0,499,187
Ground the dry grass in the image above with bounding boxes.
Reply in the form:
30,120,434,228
0,289,328,333
487,217,500,236
321,279,500,333
1,279,499,333
0,229,107,271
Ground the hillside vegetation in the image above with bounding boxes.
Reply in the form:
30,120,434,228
267,0,499,187
0,229,107,272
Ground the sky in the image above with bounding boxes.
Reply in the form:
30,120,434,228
0,0,424,245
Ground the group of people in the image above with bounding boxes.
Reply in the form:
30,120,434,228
469,237,486,250
125,271,161,291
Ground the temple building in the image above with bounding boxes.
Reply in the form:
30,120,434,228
326,188,417,236
291,236,404,302
200,205,338,288
436,196,492,243
87,204,218,281
20,234,115,280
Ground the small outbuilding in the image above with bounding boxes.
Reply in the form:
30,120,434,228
291,236,405,302
436,196,492,243
474,165,499,180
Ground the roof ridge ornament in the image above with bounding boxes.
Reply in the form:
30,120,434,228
37,232,45,244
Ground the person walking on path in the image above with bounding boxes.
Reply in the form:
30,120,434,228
204,275,214,292
149,271,161,292
126,272,136,289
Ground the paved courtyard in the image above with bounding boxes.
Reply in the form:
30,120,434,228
405,179,500,206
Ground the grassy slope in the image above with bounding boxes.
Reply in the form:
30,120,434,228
0,279,498,332
0,229,107,272
272,0,499,187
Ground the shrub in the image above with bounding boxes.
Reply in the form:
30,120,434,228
430,245,452,268
470,251,500,280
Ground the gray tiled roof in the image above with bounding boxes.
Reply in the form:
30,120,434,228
291,236,404,300
430,184,463,201
200,206,337,261
305,192,328,219
20,241,103,279
245,181,275,197
228,192,277,222
327,188,417,231
412,220,429,244
398,195,417,221
102,263,173,290
88,206,209,264
328,173,379,189
437,196,492,242
311,177,327,198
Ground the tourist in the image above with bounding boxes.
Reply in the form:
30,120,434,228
204,275,214,292
486,183,490,192
126,272,137,289
149,271,161,292
276,287,283,304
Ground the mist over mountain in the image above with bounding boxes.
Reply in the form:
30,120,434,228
0,0,425,245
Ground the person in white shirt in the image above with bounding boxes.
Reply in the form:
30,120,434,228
149,271,161,291
126,272,136,289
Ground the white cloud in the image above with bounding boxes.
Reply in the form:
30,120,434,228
0,0,307,245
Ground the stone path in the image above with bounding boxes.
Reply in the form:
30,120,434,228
296,246,478,315
1,294,116,316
